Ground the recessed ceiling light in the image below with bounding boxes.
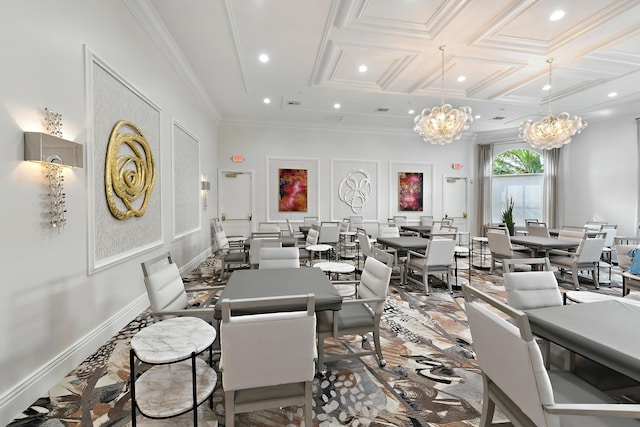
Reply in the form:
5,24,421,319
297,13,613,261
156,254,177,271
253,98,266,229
334,103,341,109
358,65,367,73
408,109,415,115
474,115,481,119
263,98,271,104
608,91,618,98
457,76,466,82
542,84,551,91
259,53,269,63
549,10,565,21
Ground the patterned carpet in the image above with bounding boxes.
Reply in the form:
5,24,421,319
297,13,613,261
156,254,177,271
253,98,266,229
8,254,634,426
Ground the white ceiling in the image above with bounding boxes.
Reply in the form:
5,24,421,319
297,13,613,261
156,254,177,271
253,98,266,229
143,0,640,135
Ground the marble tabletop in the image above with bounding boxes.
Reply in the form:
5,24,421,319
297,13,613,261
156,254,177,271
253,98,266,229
131,316,216,364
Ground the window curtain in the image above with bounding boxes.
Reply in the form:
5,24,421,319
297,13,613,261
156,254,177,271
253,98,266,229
543,148,560,228
477,144,492,235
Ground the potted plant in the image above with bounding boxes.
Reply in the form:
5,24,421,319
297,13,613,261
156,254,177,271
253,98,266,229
501,197,515,235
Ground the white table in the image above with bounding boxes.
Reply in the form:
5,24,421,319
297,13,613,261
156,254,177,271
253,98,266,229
130,316,218,426
314,262,357,297
306,243,333,263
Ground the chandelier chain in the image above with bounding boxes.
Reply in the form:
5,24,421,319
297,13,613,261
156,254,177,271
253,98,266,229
440,45,445,106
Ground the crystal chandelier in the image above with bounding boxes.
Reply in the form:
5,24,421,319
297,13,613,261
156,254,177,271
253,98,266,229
414,46,473,145
520,59,587,149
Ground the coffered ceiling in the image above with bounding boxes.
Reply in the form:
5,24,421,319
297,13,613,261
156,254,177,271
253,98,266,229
142,0,640,134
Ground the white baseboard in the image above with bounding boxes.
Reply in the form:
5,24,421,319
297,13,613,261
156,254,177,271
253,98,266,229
0,295,149,424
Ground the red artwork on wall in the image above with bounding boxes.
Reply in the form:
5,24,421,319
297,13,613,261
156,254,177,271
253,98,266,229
398,172,423,211
279,168,308,212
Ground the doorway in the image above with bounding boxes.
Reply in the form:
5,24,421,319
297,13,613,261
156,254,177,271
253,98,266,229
218,170,253,238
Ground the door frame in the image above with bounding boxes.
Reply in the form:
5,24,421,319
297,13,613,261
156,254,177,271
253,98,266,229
217,169,254,234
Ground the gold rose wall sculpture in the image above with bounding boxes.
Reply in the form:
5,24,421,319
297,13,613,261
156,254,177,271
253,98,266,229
105,120,156,220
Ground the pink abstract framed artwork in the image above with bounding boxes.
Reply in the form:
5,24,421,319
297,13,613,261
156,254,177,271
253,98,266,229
279,168,308,212
398,172,423,211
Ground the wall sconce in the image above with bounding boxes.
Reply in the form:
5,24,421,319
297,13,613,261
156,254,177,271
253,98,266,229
201,174,211,210
24,108,83,231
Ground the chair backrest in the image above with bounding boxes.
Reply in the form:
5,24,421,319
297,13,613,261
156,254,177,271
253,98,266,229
359,257,392,315
425,238,456,267
486,227,513,257
558,228,586,243
249,238,282,266
370,246,394,267
524,218,539,225
614,237,640,270
420,215,434,226
349,215,363,232
503,258,563,310
463,285,555,427
576,237,605,263
141,253,188,320
306,228,319,245
259,247,300,269
318,222,340,244
221,294,316,391
393,216,407,226
212,218,224,233
258,221,281,232
600,224,617,247
378,224,400,238
432,225,457,240
303,216,318,226
357,229,372,257
526,221,550,238
434,218,454,230
215,230,231,252
285,218,295,236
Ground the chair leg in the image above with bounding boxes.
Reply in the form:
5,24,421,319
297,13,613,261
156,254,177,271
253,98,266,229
225,390,235,427
591,267,600,289
372,327,386,367
304,381,313,427
317,336,326,375
423,272,431,295
479,376,496,427
571,265,580,290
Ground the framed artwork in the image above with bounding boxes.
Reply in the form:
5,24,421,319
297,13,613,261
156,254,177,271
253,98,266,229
398,172,423,211
267,156,319,221
278,168,308,212
87,48,162,273
389,161,434,218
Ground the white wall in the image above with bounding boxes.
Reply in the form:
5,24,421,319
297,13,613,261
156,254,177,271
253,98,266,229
0,1,218,422
217,123,475,236
559,112,639,236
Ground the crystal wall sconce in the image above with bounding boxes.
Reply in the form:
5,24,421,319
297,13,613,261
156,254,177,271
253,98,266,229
24,108,83,231
201,174,211,210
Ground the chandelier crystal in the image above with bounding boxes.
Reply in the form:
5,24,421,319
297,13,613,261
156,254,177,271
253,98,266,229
519,59,587,149
414,46,473,145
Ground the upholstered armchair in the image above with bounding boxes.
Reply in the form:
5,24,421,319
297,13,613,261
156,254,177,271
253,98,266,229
220,294,316,427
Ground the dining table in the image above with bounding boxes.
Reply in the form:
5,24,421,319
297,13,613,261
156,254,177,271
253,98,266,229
243,236,296,248
213,267,342,319
509,235,579,257
399,225,432,237
375,236,430,252
525,299,640,382
548,228,601,238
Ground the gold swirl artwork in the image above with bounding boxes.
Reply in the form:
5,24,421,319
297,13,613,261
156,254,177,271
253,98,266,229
105,120,156,220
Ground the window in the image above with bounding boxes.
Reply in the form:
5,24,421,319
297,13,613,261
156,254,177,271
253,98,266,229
492,149,543,226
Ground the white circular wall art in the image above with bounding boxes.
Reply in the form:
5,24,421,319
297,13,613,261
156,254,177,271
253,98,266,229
339,169,372,213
